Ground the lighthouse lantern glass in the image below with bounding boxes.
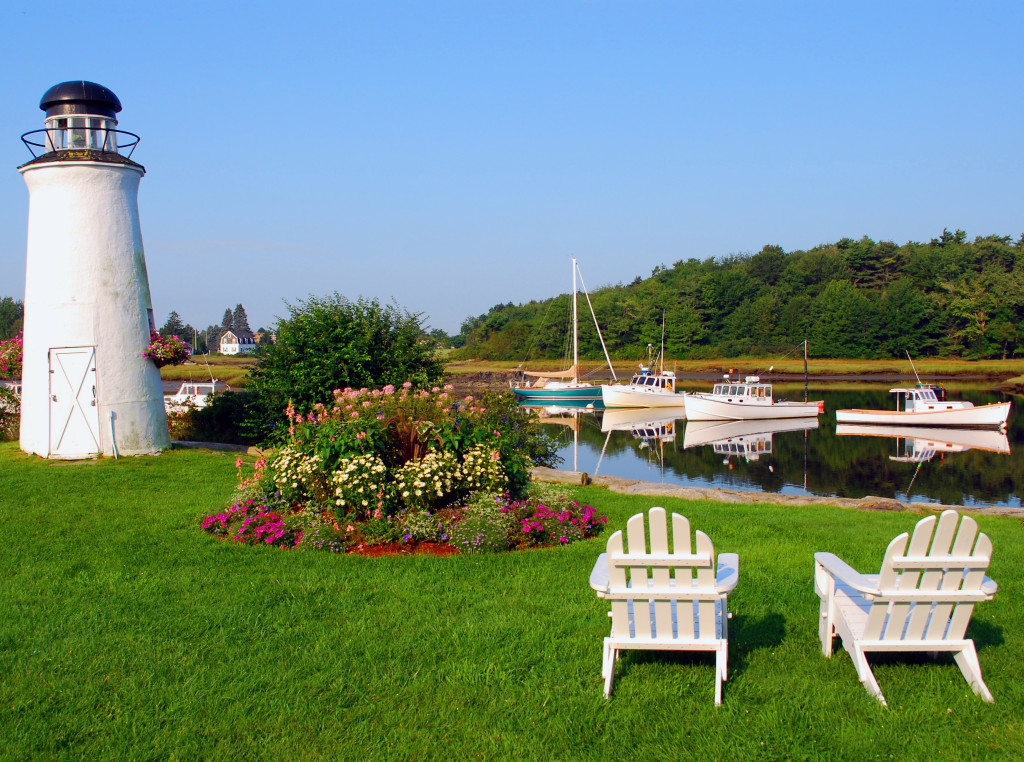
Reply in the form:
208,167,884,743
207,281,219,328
44,114,118,153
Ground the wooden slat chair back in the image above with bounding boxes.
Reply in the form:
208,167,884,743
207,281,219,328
814,510,998,705
590,507,739,704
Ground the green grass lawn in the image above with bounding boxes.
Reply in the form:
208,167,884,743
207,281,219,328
2,442,1022,760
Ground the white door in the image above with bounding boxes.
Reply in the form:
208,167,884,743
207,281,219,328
49,347,100,457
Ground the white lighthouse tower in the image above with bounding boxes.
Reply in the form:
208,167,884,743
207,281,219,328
18,81,169,458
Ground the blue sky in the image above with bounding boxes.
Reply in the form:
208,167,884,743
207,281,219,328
1,1,1022,334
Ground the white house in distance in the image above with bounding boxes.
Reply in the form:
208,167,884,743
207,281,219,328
220,329,256,355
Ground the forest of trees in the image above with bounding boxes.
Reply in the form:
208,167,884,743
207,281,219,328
456,231,1024,361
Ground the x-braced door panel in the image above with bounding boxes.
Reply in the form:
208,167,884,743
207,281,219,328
49,346,99,457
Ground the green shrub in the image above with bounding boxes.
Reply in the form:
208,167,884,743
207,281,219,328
166,391,253,445
243,294,444,443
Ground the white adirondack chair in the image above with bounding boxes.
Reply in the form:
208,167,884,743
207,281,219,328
814,509,998,705
589,507,739,704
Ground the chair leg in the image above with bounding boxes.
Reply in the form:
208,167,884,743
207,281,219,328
954,644,994,703
602,641,616,698
819,601,835,657
815,564,835,657
715,644,726,706
850,643,886,706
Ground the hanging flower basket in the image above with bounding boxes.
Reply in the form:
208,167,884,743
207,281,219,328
143,331,191,368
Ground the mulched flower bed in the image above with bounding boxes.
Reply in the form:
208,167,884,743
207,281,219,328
350,541,461,557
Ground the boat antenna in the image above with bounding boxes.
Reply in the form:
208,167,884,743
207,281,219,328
660,309,666,375
906,351,923,385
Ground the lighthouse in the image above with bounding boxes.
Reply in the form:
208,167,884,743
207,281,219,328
18,81,169,458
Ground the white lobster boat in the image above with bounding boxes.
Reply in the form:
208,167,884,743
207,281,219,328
600,366,683,408
682,375,824,421
164,380,217,411
835,386,1010,429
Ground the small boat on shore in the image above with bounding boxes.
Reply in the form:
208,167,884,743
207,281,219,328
682,375,824,421
835,385,1010,429
164,380,218,411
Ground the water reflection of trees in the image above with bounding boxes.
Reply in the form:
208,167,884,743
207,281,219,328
546,388,1021,506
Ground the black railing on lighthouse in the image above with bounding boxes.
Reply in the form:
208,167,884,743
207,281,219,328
20,127,140,159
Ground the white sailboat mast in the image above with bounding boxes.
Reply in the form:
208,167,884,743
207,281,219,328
572,257,579,385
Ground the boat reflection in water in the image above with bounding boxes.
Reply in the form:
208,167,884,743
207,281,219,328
835,423,1011,499
595,406,685,475
525,388,1020,507
518,402,599,472
683,417,820,463
835,424,1011,459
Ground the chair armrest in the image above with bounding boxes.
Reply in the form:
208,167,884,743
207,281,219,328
716,552,739,594
814,552,878,595
590,553,610,596
982,575,998,596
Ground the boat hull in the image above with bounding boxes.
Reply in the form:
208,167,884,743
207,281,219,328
512,385,603,403
835,402,1010,429
683,393,823,421
601,385,685,408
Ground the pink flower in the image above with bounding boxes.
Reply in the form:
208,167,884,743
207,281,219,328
402,381,413,389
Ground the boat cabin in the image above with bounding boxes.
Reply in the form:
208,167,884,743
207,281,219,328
890,386,970,413
630,367,676,392
711,376,771,402
165,380,217,411
174,382,216,397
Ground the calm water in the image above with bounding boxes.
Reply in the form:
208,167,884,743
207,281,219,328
532,385,1022,508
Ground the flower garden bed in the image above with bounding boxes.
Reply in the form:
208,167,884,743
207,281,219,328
200,383,607,554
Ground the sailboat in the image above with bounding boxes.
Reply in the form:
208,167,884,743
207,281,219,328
511,258,616,403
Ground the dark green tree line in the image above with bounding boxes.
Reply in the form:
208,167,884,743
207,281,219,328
456,231,1024,361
